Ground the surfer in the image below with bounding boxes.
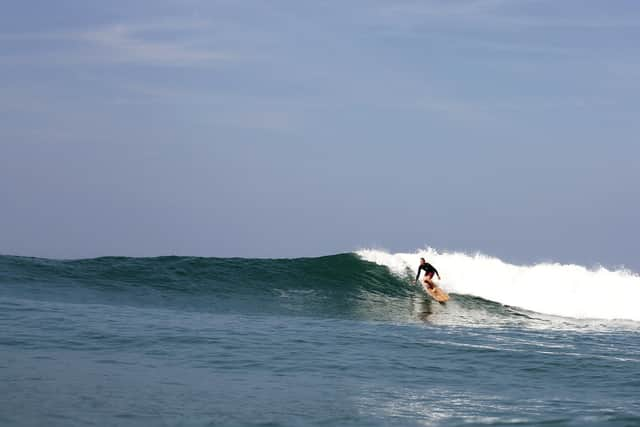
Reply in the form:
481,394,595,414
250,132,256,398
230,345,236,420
415,257,441,290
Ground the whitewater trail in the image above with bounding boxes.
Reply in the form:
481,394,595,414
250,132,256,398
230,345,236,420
357,248,640,322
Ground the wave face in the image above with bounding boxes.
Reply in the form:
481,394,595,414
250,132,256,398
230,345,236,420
0,254,415,321
358,248,640,321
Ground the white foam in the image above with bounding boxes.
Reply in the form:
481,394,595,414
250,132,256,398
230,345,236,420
357,248,640,322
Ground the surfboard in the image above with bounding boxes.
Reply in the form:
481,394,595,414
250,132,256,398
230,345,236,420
424,284,449,303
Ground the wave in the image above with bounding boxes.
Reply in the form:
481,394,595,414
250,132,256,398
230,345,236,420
358,248,640,322
2,250,639,324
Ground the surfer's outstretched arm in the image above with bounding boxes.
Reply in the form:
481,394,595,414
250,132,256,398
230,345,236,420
414,267,421,283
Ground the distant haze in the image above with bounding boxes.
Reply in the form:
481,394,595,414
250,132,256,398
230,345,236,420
1,0,639,271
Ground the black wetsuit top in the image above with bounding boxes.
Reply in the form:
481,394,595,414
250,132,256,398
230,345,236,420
415,263,439,281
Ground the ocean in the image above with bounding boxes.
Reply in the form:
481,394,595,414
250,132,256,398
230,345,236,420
1,249,639,426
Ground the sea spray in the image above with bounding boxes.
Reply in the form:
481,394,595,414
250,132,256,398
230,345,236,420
358,248,640,321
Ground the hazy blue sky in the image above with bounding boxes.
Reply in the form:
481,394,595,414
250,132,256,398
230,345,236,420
2,0,639,269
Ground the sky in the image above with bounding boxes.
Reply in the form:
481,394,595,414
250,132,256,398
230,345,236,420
1,0,639,270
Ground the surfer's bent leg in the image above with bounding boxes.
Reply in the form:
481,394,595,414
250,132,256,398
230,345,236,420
423,272,435,290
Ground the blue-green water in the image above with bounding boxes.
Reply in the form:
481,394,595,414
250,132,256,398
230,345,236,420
1,254,639,426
